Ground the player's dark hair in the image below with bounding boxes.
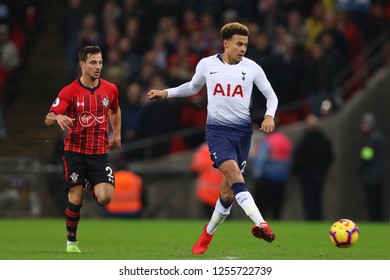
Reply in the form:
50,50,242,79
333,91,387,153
78,45,102,61
220,22,249,40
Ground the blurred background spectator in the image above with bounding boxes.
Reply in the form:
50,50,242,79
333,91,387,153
102,46,128,92
0,23,20,135
304,42,336,116
105,166,146,218
59,0,87,81
0,24,20,78
291,114,334,220
121,82,144,140
251,128,292,220
71,13,103,79
0,183,20,218
359,112,387,221
191,142,223,218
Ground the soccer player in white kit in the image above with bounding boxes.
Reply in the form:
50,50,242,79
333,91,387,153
147,22,278,254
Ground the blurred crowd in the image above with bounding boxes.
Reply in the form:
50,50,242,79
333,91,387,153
58,0,389,159
0,1,46,139
0,0,49,140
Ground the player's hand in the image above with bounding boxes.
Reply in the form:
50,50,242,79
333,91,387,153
109,138,121,150
55,115,75,131
147,89,168,100
259,115,275,133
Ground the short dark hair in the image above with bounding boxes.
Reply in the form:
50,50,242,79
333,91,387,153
78,45,101,61
220,22,249,40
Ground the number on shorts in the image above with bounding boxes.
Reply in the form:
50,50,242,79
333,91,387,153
240,161,247,173
106,166,114,183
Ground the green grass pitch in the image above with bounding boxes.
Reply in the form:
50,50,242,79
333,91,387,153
0,219,388,260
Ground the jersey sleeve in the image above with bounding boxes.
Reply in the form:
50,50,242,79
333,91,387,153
262,87,278,118
49,86,72,115
253,63,278,118
167,58,206,97
253,63,272,92
110,84,120,111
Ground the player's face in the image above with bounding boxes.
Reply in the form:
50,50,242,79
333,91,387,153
81,53,103,80
223,34,248,64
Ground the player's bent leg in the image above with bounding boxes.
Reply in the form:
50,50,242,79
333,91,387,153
252,222,276,243
94,183,114,206
229,180,276,243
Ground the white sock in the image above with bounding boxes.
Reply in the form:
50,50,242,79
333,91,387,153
206,199,233,235
66,240,78,246
235,191,265,225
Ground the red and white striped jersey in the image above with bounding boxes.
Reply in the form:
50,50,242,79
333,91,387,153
49,78,119,154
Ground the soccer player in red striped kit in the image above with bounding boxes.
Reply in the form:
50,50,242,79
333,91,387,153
45,46,121,253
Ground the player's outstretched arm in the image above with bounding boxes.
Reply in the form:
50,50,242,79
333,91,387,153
147,89,168,100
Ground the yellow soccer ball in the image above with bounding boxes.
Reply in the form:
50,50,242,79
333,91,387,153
329,219,360,248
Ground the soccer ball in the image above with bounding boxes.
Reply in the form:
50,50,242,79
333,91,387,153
329,219,360,248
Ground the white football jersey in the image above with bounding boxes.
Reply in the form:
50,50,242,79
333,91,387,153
167,53,278,127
